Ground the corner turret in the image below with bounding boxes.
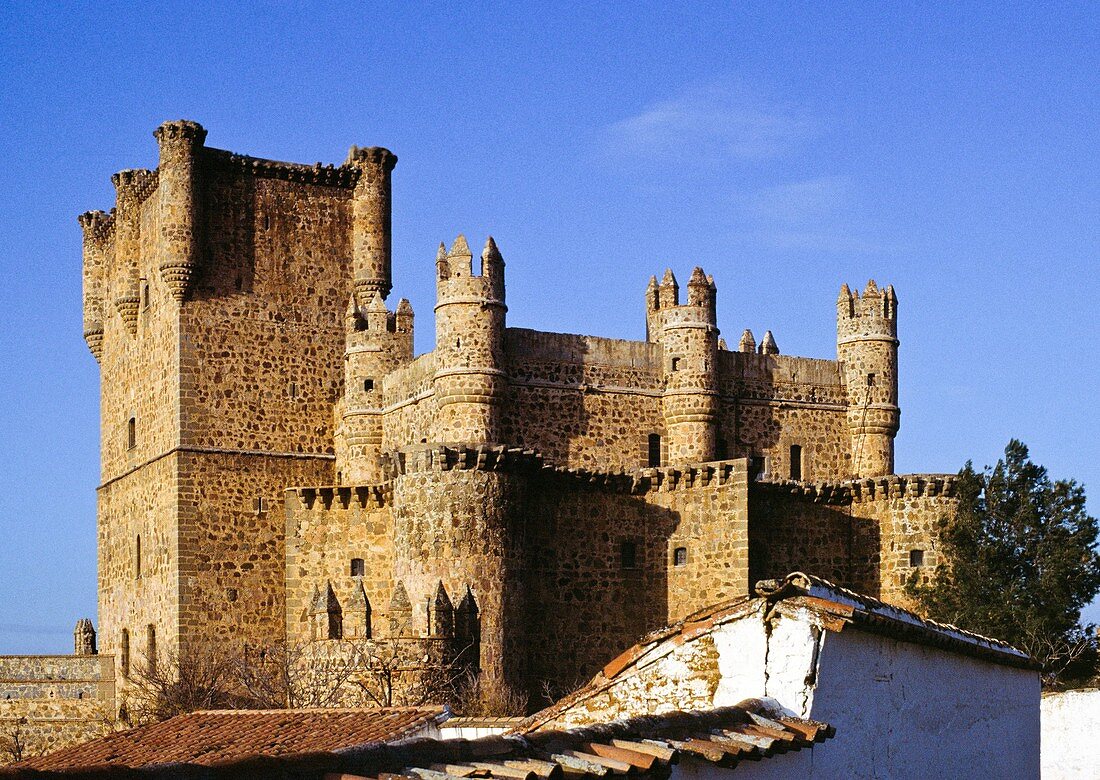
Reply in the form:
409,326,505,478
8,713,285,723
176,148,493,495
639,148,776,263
110,168,157,336
154,120,206,303
432,235,508,444
837,280,900,477
78,210,112,362
346,146,398,301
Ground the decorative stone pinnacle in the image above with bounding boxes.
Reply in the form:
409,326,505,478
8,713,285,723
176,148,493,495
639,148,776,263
661,268,677,286
760,330,779,355
448,234,471,258
483,236,502,262
688,266,708,286
739,329,756,353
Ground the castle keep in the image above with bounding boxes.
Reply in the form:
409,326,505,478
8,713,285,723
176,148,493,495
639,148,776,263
78,121,957,702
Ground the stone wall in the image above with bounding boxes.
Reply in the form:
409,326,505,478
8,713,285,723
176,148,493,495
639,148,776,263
0,655,115,765
285,451,751,702
749,475,957,604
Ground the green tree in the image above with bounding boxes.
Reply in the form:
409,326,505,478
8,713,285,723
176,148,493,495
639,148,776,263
908,440,1100,685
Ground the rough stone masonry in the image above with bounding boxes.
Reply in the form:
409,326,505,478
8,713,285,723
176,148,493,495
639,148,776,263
72,120,958,708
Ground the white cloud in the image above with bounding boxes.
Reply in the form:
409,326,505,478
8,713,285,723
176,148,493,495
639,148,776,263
602,84,813,164
748,176,851,224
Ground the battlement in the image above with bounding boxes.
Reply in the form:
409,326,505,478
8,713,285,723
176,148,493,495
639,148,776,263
110,167,158,203
837,280,898,342
346,144,398,172
153,119,208,145
77,210,114,245
752,473,958,505
646,267,717,337
200,147,362,187
435,235,505,301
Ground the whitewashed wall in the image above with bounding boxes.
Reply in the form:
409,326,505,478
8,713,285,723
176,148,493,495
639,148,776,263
1041,688,1100,779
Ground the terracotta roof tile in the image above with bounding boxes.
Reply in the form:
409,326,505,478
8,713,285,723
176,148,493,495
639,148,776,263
15,707,446,771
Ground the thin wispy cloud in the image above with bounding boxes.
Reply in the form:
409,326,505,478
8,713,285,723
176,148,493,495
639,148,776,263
601,84,814,164
738,176,890,254
748,176,851,223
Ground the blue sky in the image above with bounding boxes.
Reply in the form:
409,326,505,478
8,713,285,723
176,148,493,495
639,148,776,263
0,2,1096,652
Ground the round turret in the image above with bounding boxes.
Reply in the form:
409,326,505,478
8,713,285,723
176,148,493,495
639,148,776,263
432,235,508,444
656,268,720,463
837,280,900,477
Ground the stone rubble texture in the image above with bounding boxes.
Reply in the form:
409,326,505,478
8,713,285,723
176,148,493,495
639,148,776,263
2,121,962,760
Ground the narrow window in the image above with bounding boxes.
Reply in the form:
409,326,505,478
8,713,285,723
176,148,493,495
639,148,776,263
127,417,136,450
750,456,766,480
716,439,728,460
350,558,365,577
647,434,662,468
288,382,298,399
363,378,375,392
234,276,243,292
620,540,638,570
134,535,141,579
670,356,681,371
253,496,265,515
789,445,803,481
263,213,271,230
867,372,876,387
673,547,688,567
120,629,130,679
909,549,925,567
141,280,150,310
146,625,156,674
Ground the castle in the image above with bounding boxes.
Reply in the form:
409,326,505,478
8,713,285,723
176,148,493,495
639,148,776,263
75,120,959,704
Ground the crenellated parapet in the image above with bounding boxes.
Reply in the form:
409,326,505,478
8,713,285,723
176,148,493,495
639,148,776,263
199,148,362,187
752,472,957,504
837,280,900,477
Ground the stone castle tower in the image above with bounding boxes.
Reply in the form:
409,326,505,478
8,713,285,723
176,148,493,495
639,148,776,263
83,121,956,702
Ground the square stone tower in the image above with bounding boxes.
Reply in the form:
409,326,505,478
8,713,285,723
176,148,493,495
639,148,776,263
80,121,395,681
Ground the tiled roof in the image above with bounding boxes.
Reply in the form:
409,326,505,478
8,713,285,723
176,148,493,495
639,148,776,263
9,700,831,779
332,699,832,780
757,572,1039,669
519,571,1036,733
14,707,447,771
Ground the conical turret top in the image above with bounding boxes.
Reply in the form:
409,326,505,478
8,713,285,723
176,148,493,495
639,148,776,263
449,234,471,258
739,329,756,353
760,330,779,355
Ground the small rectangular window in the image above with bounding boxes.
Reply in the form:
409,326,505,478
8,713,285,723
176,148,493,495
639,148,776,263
120,629,130,679
620,540,638,570
673,546,687,567
141,280,150,310
750,456,766,480
716,439,728,460
909,549,925,567
350,558,365,577
363,378,375,392
127,417,136,450
867,372,876,387
288,382,298,399
789,445,802,481
670,356,681,371
146,625,156,674
648,434,662,468
253,496,265,515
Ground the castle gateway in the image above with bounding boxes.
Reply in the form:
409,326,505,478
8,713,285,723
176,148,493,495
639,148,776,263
80,121,956,701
